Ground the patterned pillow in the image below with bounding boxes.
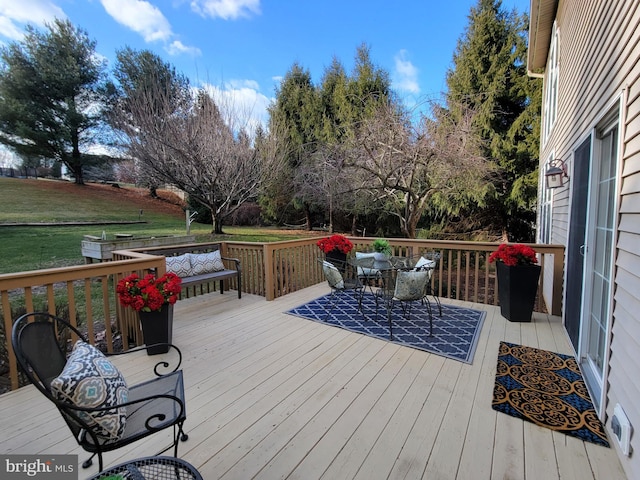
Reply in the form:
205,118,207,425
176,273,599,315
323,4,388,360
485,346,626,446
413,256,436,270
413,256,436,280
394,270,430,301
190,250,226,275
322,260,344,289
51,340,128,442
165,253,192,277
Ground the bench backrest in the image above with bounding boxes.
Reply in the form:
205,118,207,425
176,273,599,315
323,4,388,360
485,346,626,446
133,242,223,258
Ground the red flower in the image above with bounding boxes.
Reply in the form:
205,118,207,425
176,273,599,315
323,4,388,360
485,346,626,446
116,272,182,312
489,243,538,266
316,234,354,254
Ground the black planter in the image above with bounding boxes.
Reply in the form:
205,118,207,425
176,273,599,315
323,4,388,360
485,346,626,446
496,262,541,322
138,303,174,354
325,250,348,273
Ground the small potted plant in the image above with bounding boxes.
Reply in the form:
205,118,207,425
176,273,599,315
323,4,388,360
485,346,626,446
116,272,182,354
372,238,392,262
489,243,540,322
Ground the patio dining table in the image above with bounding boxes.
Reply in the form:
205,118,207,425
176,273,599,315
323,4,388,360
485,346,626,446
349,255,408,339
350,254,440,340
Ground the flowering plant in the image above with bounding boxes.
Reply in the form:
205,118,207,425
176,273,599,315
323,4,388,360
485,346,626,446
489,243,538,266
316,234,354,254
116,272,182,312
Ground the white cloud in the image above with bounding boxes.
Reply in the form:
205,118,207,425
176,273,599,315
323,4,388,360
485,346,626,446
0,0,66,40
100,0,200,56
227,79,260,90
392,49,420,94
202,79,273,135
101,0,172,42
166,40,201,57
190,0,261,20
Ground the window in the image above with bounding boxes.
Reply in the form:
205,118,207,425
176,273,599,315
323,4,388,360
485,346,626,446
538,154,554,244
542,23,559,144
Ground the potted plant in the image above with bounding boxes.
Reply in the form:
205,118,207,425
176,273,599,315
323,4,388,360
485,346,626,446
317,234,354,271
489,243,540,322
372,238,392,262
116,272,182,354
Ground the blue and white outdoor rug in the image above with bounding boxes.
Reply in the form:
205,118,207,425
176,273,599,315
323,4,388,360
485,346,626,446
286,292,486,364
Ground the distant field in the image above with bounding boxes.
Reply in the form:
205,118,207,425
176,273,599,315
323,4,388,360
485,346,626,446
0,177,320,274
0,176,187,223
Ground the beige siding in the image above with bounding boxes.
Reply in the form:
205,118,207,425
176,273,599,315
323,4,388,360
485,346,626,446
539,1,640,478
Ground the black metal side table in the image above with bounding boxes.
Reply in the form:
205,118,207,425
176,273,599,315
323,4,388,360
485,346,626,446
87,456,203,480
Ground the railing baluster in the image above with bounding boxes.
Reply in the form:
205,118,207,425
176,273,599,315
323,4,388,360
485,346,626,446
85,278,94,342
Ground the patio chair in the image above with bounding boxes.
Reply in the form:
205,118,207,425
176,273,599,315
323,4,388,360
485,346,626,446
11,312,189,473
320,259,365,320
410,254,443,317
354,252,380,284
391,269,433,337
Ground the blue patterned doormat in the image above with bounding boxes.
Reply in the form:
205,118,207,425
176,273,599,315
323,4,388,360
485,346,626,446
492,341,609,447
286,293,486,364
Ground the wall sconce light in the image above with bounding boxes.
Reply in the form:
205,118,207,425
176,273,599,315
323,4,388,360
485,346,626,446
545,158,569,189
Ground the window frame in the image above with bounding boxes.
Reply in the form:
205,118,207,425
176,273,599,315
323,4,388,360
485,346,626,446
538,153,554,244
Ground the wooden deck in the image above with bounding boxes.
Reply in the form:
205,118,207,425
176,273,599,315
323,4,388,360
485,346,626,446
0,285,627,480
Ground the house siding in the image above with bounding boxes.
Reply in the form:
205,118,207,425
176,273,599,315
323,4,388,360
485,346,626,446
536,1,640,477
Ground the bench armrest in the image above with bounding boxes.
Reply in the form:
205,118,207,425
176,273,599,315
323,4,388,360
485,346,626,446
222,256,241,272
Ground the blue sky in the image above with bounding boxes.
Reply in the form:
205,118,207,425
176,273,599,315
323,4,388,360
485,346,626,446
0,0,530,135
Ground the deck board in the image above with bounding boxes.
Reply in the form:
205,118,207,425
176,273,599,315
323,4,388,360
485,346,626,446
0,284,627,479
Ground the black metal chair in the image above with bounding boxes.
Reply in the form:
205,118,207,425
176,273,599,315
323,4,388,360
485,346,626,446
391,269,433,337
319,259,365,319
406,253,443,317
11,312,189,473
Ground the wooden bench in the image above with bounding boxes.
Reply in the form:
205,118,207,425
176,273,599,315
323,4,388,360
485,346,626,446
137,243,242,299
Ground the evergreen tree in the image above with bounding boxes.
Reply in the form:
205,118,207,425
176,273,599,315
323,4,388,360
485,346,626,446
0,19,108,185
445,0,541,241
263,63,321,228
318,57,348,144
264,45,392,232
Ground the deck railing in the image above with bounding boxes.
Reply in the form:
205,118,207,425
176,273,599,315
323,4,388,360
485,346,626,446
0,237,564,393
223,238,564,316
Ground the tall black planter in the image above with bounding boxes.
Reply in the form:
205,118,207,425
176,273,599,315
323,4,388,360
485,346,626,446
138,303,174,355
325,250,347,274
496,262,541,322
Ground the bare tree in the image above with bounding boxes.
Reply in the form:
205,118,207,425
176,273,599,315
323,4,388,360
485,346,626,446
109,50,262,234
119,88,260,233
344,102,493,238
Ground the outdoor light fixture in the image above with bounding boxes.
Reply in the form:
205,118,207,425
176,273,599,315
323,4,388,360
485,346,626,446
545,158,569,189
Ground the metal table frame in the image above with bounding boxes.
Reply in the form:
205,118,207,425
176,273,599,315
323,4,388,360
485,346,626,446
88,456,203,480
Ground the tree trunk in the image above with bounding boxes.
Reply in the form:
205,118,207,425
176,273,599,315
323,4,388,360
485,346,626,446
304,204,312,231
211,208,224,234
72,166,84,185
404,208,420,239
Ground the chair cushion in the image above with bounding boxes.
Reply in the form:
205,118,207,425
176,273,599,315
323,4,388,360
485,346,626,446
394,270,430,301
322,261,344,289
190,250,225,275
50,340,128,442
165,253,193,277
355,252,379,277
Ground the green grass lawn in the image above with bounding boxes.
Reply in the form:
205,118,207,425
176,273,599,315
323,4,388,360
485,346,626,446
0,177,319,274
